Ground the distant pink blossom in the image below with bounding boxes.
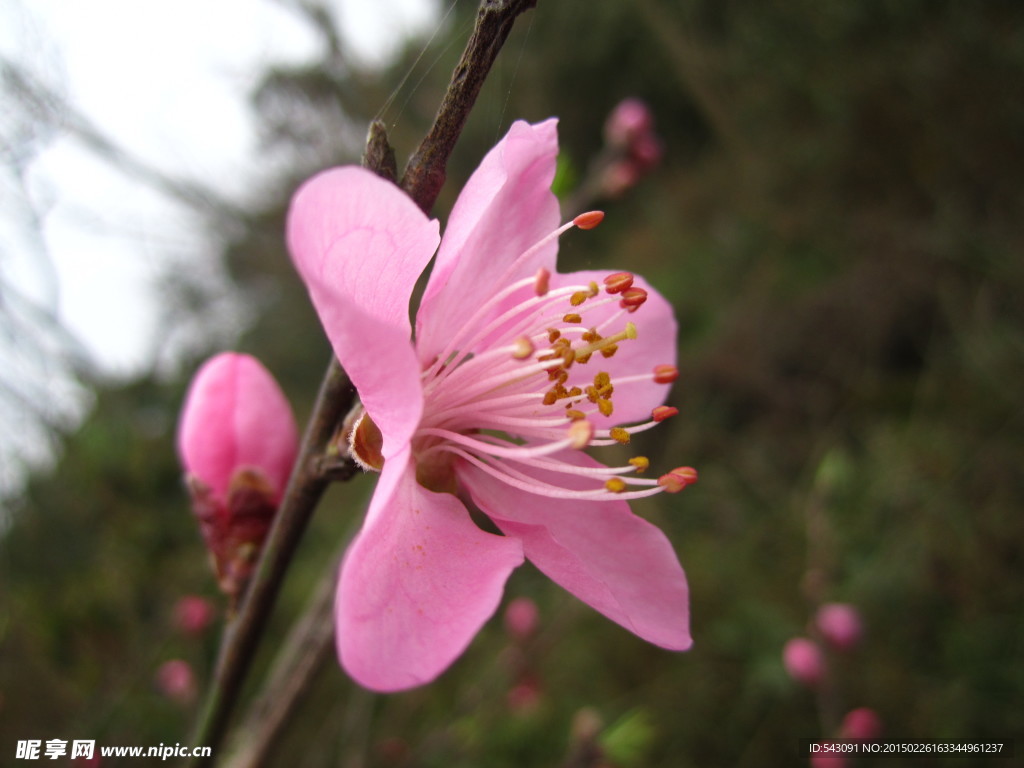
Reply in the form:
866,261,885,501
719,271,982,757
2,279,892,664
810,745,848,768
841,707,883,741
288,119,695,692
178,352,299,601
816,603,863,652
504,597,540,641
604,98,654,149
173,595,216,636
783,637,824,687
155,659,197,705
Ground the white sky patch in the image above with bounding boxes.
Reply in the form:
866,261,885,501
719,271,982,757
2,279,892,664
0,0,439,495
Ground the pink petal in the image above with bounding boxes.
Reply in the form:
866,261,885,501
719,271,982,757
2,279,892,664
178,352,299,500
287,167,440,456
416,119,561,364
458,452,691,650
551,269,678,427
336,447,524,691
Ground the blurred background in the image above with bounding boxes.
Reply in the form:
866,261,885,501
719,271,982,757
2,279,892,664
2,0,1022,765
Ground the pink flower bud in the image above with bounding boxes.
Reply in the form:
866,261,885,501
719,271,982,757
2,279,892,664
841,707,883,741
629,132,664,173
504,596,539,640
178,353,298,503
816,603,863,652
155,659,197,705
178,353,299,603
604,98,654,149
599,160,641,199
810,746,848,768
783,637,824,687
173,595,215,636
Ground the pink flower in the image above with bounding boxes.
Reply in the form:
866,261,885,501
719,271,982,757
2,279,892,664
178,352,299,601
816,603,864,652
173,595,216,636
604,98,654,149
841,707,883,741
287,119,693,692
155,659,197,705
504,596,540,641
783,637,825,687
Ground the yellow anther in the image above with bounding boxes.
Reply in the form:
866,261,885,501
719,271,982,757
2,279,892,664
563,313,583,324
512,337,534,359
599,344,619,359
597,398,614,417
548,368,569,384
625,321,637,340
605,477,627,493
582,329,601,343
565,409,587,421
629,456,650,473
575,351,593,365
570,291,589,306
585,385,599,403
588,281,600,297
548,328,561,343
543,390,558,406
610,427,631,445
567,386,583,398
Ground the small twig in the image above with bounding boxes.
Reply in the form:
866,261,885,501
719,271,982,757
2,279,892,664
401,0,538,212
222,552,339,768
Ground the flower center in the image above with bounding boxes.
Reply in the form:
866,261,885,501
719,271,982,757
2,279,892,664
408,212,696,501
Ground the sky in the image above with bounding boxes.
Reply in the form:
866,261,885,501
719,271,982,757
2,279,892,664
0,0,438,495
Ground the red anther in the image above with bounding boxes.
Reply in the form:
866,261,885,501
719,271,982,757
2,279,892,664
652,405,678,422
603,272,634,295
619,286,647,312
657,466,697,493
573,210,605,230
652,364,679,384
670,466,698,485
534,267,550,296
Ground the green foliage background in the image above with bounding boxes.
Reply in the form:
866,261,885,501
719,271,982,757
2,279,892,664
3,1,1023,765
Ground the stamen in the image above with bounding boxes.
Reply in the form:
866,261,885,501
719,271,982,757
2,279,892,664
573,210,605,230
534,267,550,296
603,272,634,295
653,365,679,384
512,337,534,359
619,286,648,313
610,427,630,445
652,405,678,422
605,477,627,493
629,456,650,473
657,466,699,493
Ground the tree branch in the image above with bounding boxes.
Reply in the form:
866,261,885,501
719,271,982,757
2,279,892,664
400,0,538,212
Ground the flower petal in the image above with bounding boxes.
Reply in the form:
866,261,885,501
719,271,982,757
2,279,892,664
458,451,691,650
551,269,678,427
178,352,298,500
287,167,440,456
336,448,525,691
416,119,561,363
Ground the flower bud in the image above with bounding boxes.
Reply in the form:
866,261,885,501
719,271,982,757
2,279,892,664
816,603,863,652
841,707,883,741
604,98,654,149
155,659,197,705
173,595,215,636
783,637,824,687
504,596,540,641
178,353,299,604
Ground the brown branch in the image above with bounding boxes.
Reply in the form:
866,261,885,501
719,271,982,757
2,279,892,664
185,1,541,764
400,0,538,212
